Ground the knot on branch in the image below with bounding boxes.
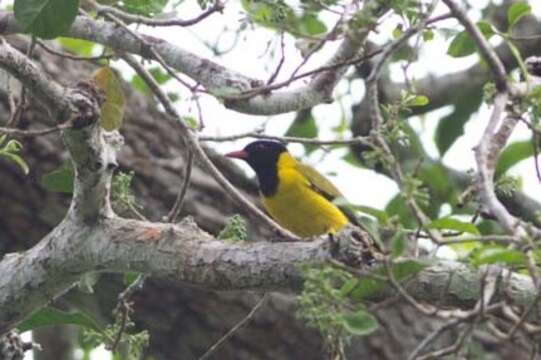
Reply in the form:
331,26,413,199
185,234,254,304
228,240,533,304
330,225,381,268
68,80,106,129
0,330,40,360
526,56,541,78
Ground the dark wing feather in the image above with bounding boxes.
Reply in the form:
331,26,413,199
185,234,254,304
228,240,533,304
295,162,361,226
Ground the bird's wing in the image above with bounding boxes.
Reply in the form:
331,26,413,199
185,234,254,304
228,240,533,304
296,162,362,227
295,162,343,201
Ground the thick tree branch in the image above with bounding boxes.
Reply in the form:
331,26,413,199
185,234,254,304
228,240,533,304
0,216,537,337
0,217,333,336
0,10,374,115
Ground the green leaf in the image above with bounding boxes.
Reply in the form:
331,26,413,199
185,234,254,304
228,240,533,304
470,246,525,267
121,0,167,16
506,39,529,83
507,2,531,29
131,67,172,93
342,310,378,336
18,307,101,332
339,278,358,297
392,25,403,39
447,240,482,258
14,0,80,39
241,0,294,29
447,21,494,58
408,95,429,107
351,260,429,300
0,138,29,174
40,162,74,193
495,141,534,178
285,112,318,153
123,272,142,286
477,21,495,38
182,116,199,130
447,31,475,58
390,231,407,258
418,163,453,199
1,152,29,175
299,14,327,36
385,194,417,228
342,151,365,168
422,29,434,42
93,66,126,131
435,88,483,155
286,114,317,138
58,37,95,57
351,205,389,224
357,216,382,247
426,217,480,235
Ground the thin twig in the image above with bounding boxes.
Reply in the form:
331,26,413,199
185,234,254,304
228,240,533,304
0,123,72,137
108,274,147,353
118,274,148,301
226,48,385,100
442,0,507,92
506,290,541,339
199,130,373,146
416,324,473,360
266,33,286,85
198,293,268,360
109,300,131,354
94,0,224,27
7,37,36,127
36,39,114,62
166,149,193,222
435,234,516,245
288,8,348,80
408,317,465,360
95,9,196,91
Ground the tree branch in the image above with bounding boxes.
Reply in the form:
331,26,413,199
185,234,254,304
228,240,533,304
0,216,537,337
0,6,375,115
442,0,508,92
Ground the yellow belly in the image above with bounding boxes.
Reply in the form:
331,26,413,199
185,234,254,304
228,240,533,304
262,168,348,238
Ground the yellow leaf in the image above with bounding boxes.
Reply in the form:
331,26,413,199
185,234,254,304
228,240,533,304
93,66,126,131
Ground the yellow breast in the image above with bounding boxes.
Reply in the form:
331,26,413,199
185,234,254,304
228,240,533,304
261,154,348,238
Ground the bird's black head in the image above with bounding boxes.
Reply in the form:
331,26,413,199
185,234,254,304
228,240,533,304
225,140,288,196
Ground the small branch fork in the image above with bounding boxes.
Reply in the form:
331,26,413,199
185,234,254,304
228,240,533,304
93,0,225,28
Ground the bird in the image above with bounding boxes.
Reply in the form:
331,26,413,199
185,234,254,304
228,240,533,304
225,140,356,238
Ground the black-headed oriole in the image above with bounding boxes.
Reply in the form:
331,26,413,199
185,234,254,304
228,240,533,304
226,140,355,237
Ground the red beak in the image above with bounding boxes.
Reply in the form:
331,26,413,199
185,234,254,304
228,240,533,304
225,150,249,160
